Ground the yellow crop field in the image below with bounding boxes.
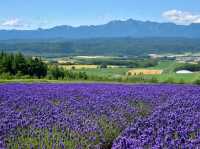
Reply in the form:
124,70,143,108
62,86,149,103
127,69,163,75
58,65,120,70
59,65,98,69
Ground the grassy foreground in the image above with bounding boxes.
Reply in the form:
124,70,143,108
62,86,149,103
0,73,200,84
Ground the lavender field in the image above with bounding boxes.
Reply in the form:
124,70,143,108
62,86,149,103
0,83,200,149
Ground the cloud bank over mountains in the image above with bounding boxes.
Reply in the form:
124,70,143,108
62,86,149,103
163,10,200,25
0,18,49,30
0,10,200,30
0,18,29,29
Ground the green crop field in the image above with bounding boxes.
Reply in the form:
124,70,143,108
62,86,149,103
149,60,182,73
73,67,129,77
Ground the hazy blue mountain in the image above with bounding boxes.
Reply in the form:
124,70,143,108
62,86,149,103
1,19,200,40
1,37,200,57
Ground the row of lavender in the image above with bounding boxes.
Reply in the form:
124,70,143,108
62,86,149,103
112,85,200,148
0,84,199,148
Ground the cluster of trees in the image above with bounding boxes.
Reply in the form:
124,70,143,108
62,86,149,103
126,59,158,68
48,66,88,80
0,52,47,78
0,52,89,80
79,58,158,68
175,63,200,72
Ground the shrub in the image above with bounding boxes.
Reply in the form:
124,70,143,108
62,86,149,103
15,71,23,78
0,72,13,80
49,65,65,80
193,79,200,85
99,64,107,69
164,77,174,84
179,78,185,84
78,72,88,80
20,75,32,79
150,77,158,83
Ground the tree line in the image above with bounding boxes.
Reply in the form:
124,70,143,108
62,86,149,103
175,63,200,72
0,52,88,80
77,58,158,68
48,65,88,80
0,52,47,78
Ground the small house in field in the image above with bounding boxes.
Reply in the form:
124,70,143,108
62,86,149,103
127,69,163,76
176,70,193,74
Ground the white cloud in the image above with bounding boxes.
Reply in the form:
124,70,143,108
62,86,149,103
0,18,29,28
96,14,130,25
162,10,200,24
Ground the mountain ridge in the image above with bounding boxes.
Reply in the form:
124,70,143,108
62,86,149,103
1,19,200,40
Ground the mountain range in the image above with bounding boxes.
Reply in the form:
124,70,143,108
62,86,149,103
1,19,200,40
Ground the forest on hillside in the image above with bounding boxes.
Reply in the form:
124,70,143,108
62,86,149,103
1,37,200,57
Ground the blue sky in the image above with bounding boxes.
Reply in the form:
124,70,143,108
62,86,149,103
0,0,200,29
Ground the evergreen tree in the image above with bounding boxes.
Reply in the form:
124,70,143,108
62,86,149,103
0,52,47,78
49,65,65,80
15,53,27,74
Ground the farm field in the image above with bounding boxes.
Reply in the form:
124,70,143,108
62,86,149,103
69,61,200,84
73,67,129,78
59,65,98,69
62,61,174,78
1,55,200,84
1,60,200,84
0,83,200,148
58,65,120,70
